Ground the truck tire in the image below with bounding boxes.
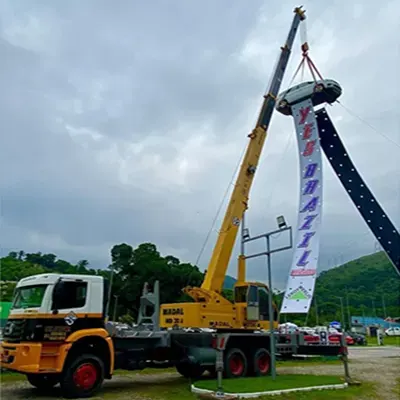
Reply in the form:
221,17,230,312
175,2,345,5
176,362,205,379
27,373,59,390
60,353,105,399
224,347,247,378
252,348,271,376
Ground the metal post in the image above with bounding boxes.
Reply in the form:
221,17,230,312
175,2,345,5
242,224,292,381
266,234,276,380
340,297,345,331
315,297,319,326
346,292,351,330
105,265,115,319
215,349,224,397
381,294,387,319
340,334,351,384
113,295,119,322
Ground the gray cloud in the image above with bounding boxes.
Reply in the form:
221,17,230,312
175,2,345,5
1,0,399,289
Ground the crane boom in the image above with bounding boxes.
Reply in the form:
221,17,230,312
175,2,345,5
199,7,305,294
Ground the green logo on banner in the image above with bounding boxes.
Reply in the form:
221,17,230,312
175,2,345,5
287,287,310,300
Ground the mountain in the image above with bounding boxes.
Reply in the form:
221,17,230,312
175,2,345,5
222,251,399,326
280,251,400,326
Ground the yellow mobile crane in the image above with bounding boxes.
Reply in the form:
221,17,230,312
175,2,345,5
160,6,306,331
2,10,348,398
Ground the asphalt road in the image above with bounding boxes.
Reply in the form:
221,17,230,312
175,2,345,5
1,346,399,400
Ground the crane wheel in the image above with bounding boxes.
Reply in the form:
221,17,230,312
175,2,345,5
252,348,271,376
27,373,60,390
60,353,105,399
224,347,247,378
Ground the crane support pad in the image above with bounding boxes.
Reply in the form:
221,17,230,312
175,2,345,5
315,108,400,276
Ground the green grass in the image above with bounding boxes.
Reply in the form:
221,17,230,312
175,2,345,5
101,378,377,400
195,374,344,393
277,356,341,367
0,367,177,384
0,370,25,383
367,335,400,347
101,376,197,400
393,377,400,398
257,382,377,400
115,367,176,376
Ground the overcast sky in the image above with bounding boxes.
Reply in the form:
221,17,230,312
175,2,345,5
1,0,399,289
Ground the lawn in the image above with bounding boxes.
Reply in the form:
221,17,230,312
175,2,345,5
367,335,400,347
0,366,177,383
0,358,340,384
195,374,344,393
106,377,376,400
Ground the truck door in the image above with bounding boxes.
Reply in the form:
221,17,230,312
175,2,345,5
246,285,259,321
51,279,90,325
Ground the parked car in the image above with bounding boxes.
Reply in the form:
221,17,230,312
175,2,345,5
329,333,355,345
299,326,315,335
345,331,367,346
385,327,400,336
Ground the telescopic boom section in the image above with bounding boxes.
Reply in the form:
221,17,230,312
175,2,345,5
199,7,306,294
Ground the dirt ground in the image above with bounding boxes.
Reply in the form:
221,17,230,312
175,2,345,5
1,346,399,400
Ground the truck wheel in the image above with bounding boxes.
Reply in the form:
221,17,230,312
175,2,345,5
176,362,204,379
224,348,247,378
60,353,105,399
252,348,271,376
27,373,59,390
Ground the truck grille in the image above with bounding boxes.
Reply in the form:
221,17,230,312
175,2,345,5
2,319,27,342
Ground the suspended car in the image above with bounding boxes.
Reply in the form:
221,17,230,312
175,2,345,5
276,79,342,115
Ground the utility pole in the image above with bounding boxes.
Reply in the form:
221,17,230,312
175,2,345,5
113,295,119,322
315,297,319,326
346,291,351,329
334,296,345,330
381,294,387,319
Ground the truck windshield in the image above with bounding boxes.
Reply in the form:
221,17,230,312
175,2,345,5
12,284,48,309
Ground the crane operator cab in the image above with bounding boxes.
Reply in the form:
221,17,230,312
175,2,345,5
234,283,278,330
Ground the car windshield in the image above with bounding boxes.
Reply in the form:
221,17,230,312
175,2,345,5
12,285,48,309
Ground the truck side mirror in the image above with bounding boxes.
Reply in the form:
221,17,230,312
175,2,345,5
52,280,66,312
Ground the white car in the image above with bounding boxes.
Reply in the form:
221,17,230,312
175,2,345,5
385,327,400,336
299,326,315,335
276,79,342,116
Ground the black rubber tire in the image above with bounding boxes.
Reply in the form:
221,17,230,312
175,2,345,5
252,348,271,376
60,353,105,399
176,362,205,379
224,347,247,378
27,373,59,390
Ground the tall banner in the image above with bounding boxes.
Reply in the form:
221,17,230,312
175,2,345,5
280,98,323,314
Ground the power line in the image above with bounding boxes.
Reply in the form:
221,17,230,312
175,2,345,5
336,100,400,150
193,145,247,269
